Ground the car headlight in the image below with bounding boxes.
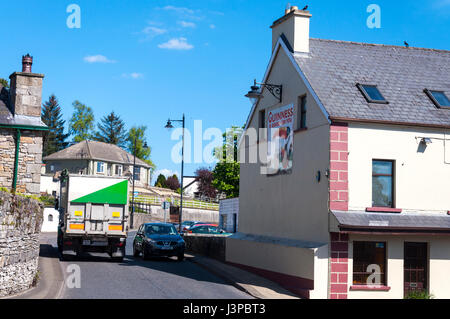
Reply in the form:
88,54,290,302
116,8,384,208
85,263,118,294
145,238,156,244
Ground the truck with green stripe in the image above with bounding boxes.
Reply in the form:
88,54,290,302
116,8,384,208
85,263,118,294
57,174,129,261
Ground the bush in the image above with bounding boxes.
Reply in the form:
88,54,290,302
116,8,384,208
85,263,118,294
38,194,56,207
404,290,434,299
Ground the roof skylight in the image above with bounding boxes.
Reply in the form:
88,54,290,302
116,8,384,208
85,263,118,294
424,89,450,109
357,84,388,104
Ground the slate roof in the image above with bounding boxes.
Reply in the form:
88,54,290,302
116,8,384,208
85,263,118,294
333,210,450,232
43,140,151,168
294,39,450,127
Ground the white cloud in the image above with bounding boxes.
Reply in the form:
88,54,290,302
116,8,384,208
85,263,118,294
154,169,180,179
163,5,194,15
178,21,196,28
84,55,117,64
122,73,144,79
209,24,216,29
158,37,194,50
142,26,167,36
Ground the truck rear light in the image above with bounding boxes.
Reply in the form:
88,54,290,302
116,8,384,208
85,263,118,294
116,242,124,247
109,225,123,231
64,241,73,246
70,224,84,230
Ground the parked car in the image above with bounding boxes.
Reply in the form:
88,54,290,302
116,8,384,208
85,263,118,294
133,223,185,261
187,225,231,236
180,221,196,232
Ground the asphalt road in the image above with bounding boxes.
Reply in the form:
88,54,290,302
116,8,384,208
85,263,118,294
41,232,252,299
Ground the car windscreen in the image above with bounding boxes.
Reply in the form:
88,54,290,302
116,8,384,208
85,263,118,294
146,225,178,235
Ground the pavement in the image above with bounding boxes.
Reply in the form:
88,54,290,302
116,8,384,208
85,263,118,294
4,232,299,299
185,254,299,299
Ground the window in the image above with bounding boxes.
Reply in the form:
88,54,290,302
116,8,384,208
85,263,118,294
357,84,388,104
115,165,123,176
424,89,450,109
50,165,55,172
259,109,266,128
258,109,266,141
220,215,227,230
48,214,53,222
298,95,307,129
372,160,394,208
134,166,141,181
353,242,387,286
96,162,105,173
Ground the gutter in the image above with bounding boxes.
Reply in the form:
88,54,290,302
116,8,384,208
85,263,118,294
12,129,21,192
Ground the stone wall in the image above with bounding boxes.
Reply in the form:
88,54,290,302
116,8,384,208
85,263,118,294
0,191,44,297
0,129,43,195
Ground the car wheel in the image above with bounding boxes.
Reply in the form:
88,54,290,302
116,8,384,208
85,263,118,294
177,253,184,262
142,244,150,260
133,244,140,257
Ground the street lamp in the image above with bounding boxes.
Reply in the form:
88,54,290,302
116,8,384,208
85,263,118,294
165,114,185,233
245,79,283,104
130,137,148,229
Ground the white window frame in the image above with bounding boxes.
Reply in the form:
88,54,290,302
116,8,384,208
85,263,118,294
115,165,123,176
96,161,105,174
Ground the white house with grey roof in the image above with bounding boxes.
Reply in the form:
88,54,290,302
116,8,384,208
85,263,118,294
226,6,450,299
43,140,152,189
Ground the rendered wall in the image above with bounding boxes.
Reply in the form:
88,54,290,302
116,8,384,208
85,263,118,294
347,234,450,299
348,123,450,212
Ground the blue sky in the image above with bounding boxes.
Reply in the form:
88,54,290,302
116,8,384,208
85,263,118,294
0,0,449,180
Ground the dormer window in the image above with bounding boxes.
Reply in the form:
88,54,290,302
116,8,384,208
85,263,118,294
357,84,388,104
424,89,450,109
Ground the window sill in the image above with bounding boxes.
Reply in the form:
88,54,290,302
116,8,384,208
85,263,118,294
366,207,402,213
350,285,391,292
294,127,308,134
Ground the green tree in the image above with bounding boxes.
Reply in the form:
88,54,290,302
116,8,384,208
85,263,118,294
212,162,240,199
41,95,69,156
0,78,9,89
69,101,95,143
212,126,242,199
127,125,155,169
94,111,127,147
155,174,167,188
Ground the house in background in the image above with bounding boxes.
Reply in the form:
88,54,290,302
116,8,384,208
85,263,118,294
0,55,47,194
227,6,450,299
43,140,152,189
219,198,239,233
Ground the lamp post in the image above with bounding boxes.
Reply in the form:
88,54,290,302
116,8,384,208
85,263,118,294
165,114,185,233
130,136,148,230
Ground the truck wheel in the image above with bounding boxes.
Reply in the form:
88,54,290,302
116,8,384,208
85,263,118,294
112,257,124,262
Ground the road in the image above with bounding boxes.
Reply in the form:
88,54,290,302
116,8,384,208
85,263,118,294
40,232,252,299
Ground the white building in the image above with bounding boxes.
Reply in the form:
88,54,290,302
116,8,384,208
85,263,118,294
226,6,450,299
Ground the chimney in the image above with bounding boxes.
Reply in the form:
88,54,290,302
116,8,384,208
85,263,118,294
22,54,33,73
271,6,311,53
9,54,44,117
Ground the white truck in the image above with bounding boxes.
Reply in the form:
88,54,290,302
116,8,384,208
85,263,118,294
57,174,129,261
